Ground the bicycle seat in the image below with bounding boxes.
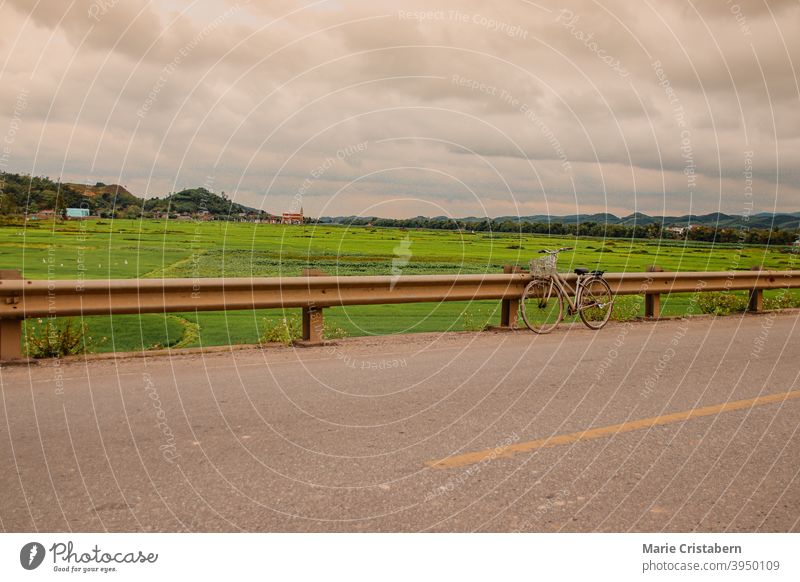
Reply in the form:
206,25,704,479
574,268,590,275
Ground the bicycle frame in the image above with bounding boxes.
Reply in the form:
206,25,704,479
543,272,581,315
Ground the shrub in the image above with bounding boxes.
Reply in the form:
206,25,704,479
25,318,103,358
259,314,348,345
579,295,637,323
697,292,748,316
259,315,302,345
609,296,642,321
764,291,800,311
322,320,349,340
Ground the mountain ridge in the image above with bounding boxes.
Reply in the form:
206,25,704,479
320,211,800,231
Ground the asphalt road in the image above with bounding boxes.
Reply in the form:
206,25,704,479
2,312,799,532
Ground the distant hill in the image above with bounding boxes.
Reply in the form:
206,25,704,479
0,173,264,219
0,172,145,216
143,187,262,217
62,181,142,210
0,173,128,215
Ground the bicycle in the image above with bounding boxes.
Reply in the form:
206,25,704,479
520,247,614,333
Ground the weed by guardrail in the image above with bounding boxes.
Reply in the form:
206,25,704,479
697,292,747,316
321,320,348,341
461,306,494,331
764,291,800,310
258,315,348,345
609,296,642,321
259,316,301,345
25,318,104,358
578,293,641,323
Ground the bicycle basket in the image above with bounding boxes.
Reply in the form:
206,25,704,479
530,254,558,277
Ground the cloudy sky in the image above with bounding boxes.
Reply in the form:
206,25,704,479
1,0,798,218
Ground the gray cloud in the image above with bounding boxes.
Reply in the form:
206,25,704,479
0,0,797,217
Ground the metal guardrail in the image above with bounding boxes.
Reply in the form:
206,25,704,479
0,268,798,361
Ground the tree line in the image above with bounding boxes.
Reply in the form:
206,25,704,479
333,216,799,246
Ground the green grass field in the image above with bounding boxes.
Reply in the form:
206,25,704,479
2,219,798,354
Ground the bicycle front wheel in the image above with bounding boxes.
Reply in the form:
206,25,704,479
578,277,614,330
520,279,564,334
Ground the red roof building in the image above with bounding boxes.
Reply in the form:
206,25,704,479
281,208,304,225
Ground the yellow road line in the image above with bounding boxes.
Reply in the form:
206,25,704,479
426,389,800,470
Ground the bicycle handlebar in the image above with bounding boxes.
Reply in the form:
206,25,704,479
538,247,573,254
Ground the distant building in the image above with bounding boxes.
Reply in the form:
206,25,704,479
65,208,90,219
666,224,695,237
28,209,56,221
281,208,304,225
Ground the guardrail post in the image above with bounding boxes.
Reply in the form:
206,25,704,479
644,266,663,319
0,270,23,362
644,294,661,319
299,268,325,344
748,266,763,312
302,307,324,343
499,265,521,328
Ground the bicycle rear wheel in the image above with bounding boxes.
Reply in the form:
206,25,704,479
577,277,614,330
520,279,564,334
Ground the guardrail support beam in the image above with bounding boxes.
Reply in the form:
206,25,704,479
500,298,519,328
644,266,663,319
0,270,23,362
748,266,763,312
301,307,324,343
498,265,521,329
299,268,326,344
748,289,763,312
644,293,660,319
